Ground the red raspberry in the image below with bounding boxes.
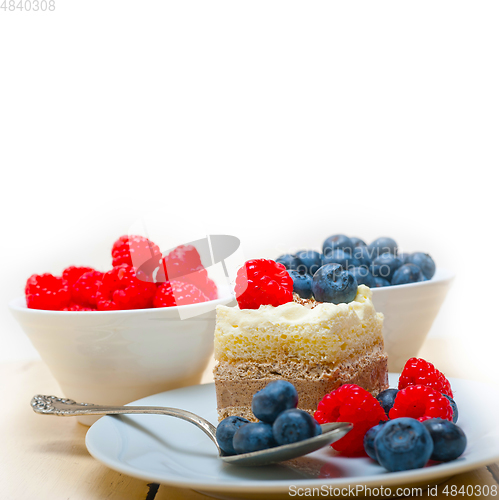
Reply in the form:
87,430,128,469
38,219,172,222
157,245,203,281
62,266,95,288
389,384,453,422
234,259,293,309
111,235,162,276
62,303,96,311
177,267,218,300
399,357,453,398
153,280,209,308
25,274,71,311
314,384,388,456
96,265,157,311
72,271,104,307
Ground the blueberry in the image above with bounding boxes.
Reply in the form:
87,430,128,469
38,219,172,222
295,250,322,276
252,380,298,423
233,422,277,454
391,264,423,285
371,254,403,282
368,237,398,258
272,409,316,446
398,252,411,264
442,394,459,423
350,237,367,248
406,252,436,279
349,266,376,288
287,271,313,299
312,264,358,304
422,419,467,462
374,418,433,472
321,249,361,270
363,422,387,461
376,388,399,417
314,420,322,436
216,416,250,455
373,277,391,287
352,245,373,268
276,254,299,270
322,234,354,257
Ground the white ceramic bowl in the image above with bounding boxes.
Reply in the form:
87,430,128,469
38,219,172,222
371,268,455,373
9,289,235,425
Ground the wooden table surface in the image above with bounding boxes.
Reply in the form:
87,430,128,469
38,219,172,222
1,339,498,500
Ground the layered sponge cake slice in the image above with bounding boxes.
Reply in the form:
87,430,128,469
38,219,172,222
213,285,388,421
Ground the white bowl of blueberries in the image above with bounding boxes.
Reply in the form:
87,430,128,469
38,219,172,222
277,235,455,373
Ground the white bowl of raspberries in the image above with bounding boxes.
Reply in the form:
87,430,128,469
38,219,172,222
9,235,234,425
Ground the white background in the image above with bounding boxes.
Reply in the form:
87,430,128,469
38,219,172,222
1,2,498,379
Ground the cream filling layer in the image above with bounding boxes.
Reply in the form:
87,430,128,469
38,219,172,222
214,285,383,365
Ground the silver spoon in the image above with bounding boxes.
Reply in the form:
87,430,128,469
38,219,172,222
31,394,352,466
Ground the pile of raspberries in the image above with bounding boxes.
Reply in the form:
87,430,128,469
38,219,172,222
24,235,218,311
314,358,454,456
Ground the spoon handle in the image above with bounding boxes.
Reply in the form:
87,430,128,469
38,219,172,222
30,394,220,450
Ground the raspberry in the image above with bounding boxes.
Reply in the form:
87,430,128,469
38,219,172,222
399,357,453,398
314,384,388,456
177,267,218,300
153,280,209,308
157,245,203,281
62,303,95,311
62,266,95,288
25,273,71,311
111,235,162,276
389,385,453,422
234,259,293,309
96,265,157,310
72,271,104,307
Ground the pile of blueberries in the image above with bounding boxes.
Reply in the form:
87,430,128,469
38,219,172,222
216,381,321,455
277,235,436,303
365,389,467,472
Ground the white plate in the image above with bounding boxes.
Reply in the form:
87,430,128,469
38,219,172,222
86,374,499,500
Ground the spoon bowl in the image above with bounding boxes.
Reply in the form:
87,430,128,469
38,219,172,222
220,421,352,466
31,394,352,466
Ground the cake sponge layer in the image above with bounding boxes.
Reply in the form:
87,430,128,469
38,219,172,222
214,285,383,365
214,345,389,421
